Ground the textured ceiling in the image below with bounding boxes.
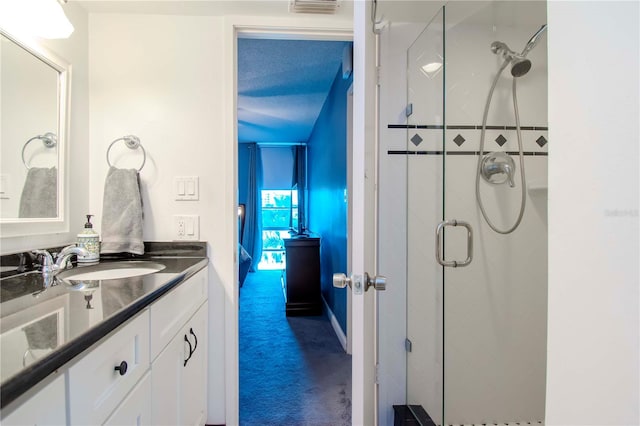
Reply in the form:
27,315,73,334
237,38,350,143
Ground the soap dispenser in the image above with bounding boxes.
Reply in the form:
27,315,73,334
77,214,100,263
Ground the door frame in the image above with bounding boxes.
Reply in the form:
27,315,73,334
350,1,380,424
224,15,355,426
346,82,353,355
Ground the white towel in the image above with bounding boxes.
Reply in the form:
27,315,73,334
19,167,57,218
101,167,144,255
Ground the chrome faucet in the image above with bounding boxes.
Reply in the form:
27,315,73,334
33,245,90,287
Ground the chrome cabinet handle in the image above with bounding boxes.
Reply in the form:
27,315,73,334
435,220,473,267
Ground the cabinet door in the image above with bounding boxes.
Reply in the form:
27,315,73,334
181,302,208,426
1,373,66,426
150,332,182,426
104,372,152,426
151,301,208,426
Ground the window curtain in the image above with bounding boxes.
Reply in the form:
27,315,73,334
243,143,263,271
292,145,306,232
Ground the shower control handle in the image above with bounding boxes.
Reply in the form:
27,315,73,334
435,220,473,268
480,152,516,187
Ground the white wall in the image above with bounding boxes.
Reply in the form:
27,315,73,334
88,14,228,423
546,2,639,425
0,1,89,254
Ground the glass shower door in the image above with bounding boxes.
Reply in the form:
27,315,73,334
405,7,445,425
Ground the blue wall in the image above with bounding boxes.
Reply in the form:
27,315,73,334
307,68,352,334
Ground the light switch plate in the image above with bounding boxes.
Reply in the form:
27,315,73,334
174,176,199,200
173,215,199,240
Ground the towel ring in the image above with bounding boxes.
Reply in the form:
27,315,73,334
21,133,57,170
106,135,146,171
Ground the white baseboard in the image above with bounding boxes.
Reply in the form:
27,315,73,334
322,295,347,352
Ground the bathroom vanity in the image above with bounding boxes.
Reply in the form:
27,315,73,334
0,243,209,425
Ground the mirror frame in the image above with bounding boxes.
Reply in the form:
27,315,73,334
0,28,70,238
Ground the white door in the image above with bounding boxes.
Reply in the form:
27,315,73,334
339,2,383,425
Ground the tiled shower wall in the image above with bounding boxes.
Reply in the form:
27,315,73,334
377,2,548,425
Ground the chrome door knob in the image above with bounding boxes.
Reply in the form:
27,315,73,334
333,273,351,289
365,273,386,291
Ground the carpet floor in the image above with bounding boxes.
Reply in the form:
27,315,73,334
239,270,352,426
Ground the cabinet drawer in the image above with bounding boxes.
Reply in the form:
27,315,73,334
104,372,152,426
150,268,207,360
68,310,150,425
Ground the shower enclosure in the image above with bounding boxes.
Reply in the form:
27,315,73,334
404,2,548,424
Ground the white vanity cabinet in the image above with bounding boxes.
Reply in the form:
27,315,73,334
1,265,209,426
150,268,208,426
151,301,208,426
1,374,67,426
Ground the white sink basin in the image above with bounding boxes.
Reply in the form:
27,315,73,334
57,261,166,282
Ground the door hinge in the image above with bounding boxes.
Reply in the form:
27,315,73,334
375,363,380,384
405,338,412,352
405,103,413,117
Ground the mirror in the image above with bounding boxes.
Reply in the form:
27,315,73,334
0,29,69,236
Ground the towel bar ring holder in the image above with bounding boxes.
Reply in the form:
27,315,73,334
106,135,146,171
21,133,57,170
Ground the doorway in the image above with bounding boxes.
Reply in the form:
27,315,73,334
235,33,354,425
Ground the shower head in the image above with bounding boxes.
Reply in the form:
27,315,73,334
510,58,532,77
490,41,530,78
491,24,547,78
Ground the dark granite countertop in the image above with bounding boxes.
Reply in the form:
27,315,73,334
0,242,208,409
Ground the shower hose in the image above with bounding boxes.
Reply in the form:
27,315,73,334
475,60,527,234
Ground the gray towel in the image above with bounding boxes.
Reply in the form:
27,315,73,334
101,166,144,255
19,167,57,218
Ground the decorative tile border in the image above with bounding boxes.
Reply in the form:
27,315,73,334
387,150,548,156
387,123,549,154
388,124,548,130
388,124,445,129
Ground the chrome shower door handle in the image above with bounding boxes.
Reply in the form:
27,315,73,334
435,220,473,267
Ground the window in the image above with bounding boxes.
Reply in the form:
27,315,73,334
259,190,294,270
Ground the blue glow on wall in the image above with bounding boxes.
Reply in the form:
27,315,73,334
307,65,352,334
